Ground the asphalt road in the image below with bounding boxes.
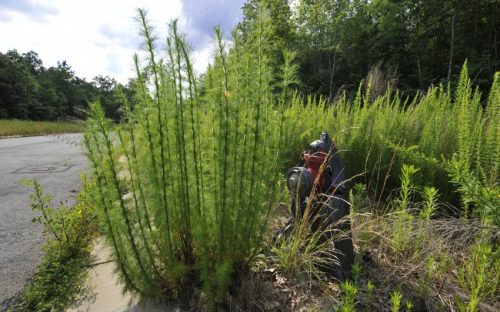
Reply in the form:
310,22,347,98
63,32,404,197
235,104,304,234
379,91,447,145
0,134,86,307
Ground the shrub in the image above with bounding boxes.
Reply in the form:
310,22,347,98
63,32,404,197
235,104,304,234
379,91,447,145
84,7,294,308
11,178,97,312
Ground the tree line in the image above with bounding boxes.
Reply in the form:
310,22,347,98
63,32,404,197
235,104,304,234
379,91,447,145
0,50,132,121
1,0,497,121
240,0,498,101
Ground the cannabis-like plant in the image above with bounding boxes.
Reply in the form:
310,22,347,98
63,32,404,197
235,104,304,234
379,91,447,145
84,6,295,307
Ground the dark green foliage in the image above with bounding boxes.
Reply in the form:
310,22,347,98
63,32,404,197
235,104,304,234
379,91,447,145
0,50,135,121
92,75,130,121
288,0,499,98
0,51,40,119
11,179,98,312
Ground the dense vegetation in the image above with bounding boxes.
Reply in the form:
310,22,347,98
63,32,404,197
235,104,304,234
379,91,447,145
284,67,499,222
2,0,495,310
241,0,498,99
0,50,133,120
84,3,499,311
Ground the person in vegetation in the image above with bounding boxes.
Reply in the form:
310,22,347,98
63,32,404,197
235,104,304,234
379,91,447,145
286,132,354,280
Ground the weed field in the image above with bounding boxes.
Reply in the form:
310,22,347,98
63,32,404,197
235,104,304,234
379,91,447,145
82,7,499,312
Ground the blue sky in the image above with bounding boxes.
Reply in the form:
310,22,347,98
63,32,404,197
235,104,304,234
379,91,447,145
0,0,245,83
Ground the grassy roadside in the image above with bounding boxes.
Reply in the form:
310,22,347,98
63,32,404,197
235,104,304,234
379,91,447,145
7,178,98,312
0,120,85,137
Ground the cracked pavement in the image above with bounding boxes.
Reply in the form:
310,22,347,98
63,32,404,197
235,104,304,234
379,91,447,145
0,134,86,307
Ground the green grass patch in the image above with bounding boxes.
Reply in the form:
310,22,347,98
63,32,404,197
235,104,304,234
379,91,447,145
0,119,84,137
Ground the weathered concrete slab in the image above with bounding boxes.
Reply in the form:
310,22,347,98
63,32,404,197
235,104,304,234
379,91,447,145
67,240,174,312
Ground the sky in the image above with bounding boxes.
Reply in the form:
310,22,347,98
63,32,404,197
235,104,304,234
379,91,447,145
0,0,246,83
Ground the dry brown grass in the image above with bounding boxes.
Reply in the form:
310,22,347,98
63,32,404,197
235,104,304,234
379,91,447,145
141,202,498,311
352,210,500,312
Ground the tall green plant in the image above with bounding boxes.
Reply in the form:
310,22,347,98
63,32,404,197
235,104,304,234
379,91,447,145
391,164,417,252
281,64,499,219
456,241,499,312
84,6,294,307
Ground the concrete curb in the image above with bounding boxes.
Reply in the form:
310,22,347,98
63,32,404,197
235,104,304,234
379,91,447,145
67,240,173,312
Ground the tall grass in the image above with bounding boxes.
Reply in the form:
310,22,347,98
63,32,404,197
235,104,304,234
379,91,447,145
283,67,499,221
84,7,294,307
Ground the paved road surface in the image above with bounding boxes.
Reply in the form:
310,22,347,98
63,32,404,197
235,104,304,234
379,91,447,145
0,134,86,307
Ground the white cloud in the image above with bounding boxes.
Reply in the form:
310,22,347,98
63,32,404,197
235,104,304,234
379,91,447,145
192,41,216,75
0,0,244,84
0,0,58,23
